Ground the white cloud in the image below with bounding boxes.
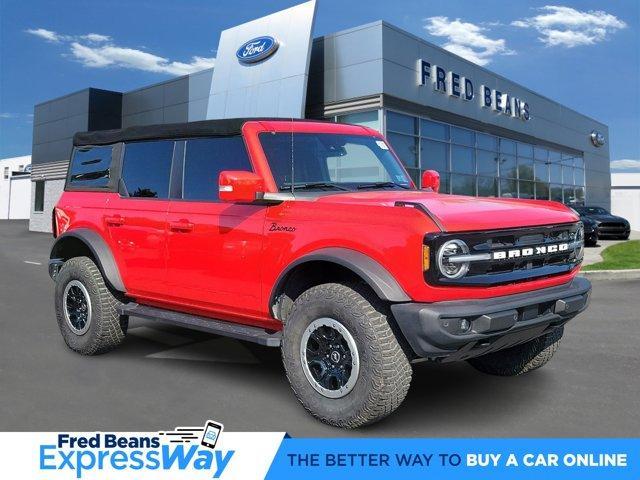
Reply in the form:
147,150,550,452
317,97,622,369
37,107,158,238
611,159,640,171
27,27,215,76
423,16,515,66
0,113,33,123
81,33,111,43
25,28,62,42
70,43,215,75
512,5,627,48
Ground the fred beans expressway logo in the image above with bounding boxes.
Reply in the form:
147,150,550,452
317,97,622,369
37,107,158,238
38,421,232,479
236,36,279,64
418,59,530,121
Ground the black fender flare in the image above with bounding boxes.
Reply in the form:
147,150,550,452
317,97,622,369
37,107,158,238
50,229,125,292
270,247,411,306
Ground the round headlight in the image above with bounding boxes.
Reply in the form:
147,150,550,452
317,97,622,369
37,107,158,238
437,239,470,279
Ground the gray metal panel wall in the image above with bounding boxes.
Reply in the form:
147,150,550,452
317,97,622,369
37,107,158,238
122,76,189,128
378,22,609,182
32,90,91,166
32,88,122,167
311,21,610,208
307,22,384,111
188,68,214,121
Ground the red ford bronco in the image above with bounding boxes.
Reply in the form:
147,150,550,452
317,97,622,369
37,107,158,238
50,118,591,428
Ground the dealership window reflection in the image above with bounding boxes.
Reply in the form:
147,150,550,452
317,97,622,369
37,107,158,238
380,110,585,204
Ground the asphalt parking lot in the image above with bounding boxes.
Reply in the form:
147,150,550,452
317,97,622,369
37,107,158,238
1,220,638,437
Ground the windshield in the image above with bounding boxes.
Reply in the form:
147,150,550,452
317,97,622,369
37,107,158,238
259,133,413,192
575,206,608,215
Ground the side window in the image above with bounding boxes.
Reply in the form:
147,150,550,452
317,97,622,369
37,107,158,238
183,137,251,201
68,145,113,188
121,140,174,198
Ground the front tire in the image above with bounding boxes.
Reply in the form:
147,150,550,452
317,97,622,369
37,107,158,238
281,282,412,428
467,327,563,376
55,256,128,355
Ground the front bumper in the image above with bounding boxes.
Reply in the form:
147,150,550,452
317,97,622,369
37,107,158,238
391,277,591,362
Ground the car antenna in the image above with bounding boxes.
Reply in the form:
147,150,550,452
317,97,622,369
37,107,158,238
290,118,294,195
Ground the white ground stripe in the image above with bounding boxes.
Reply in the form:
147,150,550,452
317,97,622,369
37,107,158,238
23,261,42,265
147,337,259,364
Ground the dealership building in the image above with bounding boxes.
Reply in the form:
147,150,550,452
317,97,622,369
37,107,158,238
29,0,611,232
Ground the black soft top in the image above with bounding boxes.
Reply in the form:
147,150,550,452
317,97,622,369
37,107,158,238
72,117,328,147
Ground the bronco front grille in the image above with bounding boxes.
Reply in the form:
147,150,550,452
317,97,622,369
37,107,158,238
425,222,583,286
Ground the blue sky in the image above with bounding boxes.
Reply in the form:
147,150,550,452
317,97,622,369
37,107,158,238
1,0,638,171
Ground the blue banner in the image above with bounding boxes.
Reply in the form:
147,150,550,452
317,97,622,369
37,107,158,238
266,438,639,480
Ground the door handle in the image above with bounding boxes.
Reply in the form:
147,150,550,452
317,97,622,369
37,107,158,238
105,215,125,226
169,221,194,232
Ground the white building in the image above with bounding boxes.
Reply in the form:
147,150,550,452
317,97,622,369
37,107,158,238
0,155,32,220
611,173,640,231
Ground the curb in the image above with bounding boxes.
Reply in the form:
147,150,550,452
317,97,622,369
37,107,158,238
579,269,640,280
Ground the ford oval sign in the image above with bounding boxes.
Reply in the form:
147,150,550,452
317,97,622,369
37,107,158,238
590,130,606,147
236,36,279,64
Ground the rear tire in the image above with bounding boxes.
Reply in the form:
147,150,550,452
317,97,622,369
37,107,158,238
281,282,412,428
54,256,128,355
467,327,563,376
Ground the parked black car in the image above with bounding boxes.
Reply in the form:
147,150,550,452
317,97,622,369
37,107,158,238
573,206,630,240
580,216,599,246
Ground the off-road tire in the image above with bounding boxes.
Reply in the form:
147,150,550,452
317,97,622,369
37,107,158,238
467,327,564,376
54,256,128,355
281,282,412,428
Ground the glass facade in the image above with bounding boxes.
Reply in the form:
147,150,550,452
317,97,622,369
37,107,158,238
338,109,585,204
386,110,586,204
336,111,381,132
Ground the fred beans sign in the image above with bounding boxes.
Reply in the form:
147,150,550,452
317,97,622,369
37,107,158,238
418,59,530,121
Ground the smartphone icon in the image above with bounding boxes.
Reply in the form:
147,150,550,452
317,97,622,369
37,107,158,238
200,420,223,449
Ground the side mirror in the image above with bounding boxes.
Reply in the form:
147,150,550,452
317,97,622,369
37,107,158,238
219,171,265,203
421,170,440,192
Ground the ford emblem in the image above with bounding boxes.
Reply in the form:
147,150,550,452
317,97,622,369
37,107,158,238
590,130,605,147
236,36,279,64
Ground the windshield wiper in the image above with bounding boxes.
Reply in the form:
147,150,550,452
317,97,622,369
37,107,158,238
279,182,350,192
356,181,410,190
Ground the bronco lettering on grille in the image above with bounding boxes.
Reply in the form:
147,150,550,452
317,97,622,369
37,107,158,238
492,243,569,260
